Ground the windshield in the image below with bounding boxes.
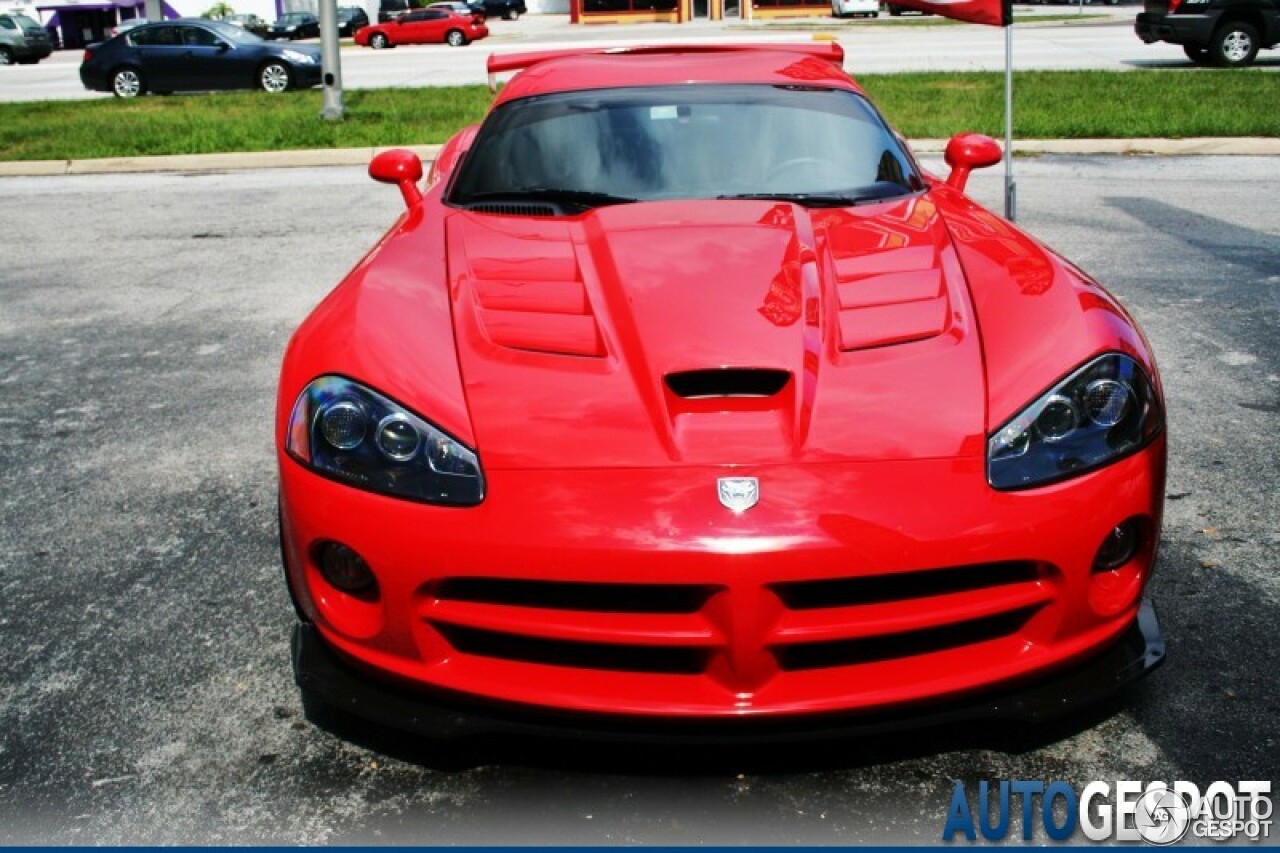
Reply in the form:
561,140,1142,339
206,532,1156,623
278,12,309,22
448,84,923,212
13,13,43,32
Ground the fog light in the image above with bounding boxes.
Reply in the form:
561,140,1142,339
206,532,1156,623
316,541,376,594
1093,519,1141,572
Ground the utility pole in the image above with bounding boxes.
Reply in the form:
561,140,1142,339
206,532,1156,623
318,0,345,121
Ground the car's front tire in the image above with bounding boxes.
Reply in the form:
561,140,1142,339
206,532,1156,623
259,61,291,93
503,8,520,18
445,28,466,46
1210,20,1260,66
111,66,144,98
370,32,389,48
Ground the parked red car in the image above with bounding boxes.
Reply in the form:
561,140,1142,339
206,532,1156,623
280,44,1166,743
354,7,486,47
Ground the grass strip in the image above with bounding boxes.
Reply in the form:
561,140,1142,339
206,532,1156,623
1,70,1277,162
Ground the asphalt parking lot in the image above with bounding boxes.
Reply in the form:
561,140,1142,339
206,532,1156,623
0,155,1277,844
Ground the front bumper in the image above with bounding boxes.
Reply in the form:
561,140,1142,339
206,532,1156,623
294,600,1164,743
280,439,1166,719
291,61,323,87
1135,11,1216,45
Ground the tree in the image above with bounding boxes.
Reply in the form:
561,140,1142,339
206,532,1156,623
202,2,234,18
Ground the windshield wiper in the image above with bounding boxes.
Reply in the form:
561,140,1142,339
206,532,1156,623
716,183,913,208
464,187,638,210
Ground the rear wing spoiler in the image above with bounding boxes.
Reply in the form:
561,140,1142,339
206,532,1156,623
486,42,846,91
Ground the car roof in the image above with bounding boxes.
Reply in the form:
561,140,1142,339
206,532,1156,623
491,47,859,107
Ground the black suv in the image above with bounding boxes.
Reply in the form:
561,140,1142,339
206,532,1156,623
479,0,525,19
1136,0,1279,66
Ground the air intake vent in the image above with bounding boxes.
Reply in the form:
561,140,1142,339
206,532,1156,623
435,624,710,674
666,368,790,399
773,608,1037,671
432,578,715,614
772,562,1041,610
468,202,560,217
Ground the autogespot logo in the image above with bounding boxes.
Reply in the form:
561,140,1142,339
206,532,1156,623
941,780,1272,844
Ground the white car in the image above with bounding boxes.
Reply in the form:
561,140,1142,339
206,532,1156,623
832,0,879,15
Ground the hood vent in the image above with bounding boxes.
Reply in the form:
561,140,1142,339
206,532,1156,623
467,202,560,217
666,368,791,399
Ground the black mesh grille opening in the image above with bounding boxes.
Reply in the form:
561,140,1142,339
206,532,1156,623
467,202,560,217
665,368,791,399
772,562,1041,610
773,608,1037,672
435,624,710,674
433,578,716,614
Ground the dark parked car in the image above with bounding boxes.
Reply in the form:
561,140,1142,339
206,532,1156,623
111,17,151,37
1137,0,1279,66
478,0,525,19
427,1,486,18
267,11,320,39
337,6,370,35
80,19,321,97
223,13,270,37
378,0,418,22
0,13,54,65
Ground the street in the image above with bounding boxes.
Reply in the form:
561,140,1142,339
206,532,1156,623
0,9,1252,103
0,155,1277,843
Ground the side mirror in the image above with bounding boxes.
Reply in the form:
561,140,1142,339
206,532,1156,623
369,148,424,208
944,133,1002,192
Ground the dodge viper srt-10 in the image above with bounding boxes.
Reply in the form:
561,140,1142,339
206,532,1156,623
278,43,1167,742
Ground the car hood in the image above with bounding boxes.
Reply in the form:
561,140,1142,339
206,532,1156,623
445,195,987,470
272,41,320,57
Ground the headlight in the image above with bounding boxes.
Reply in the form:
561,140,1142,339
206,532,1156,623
286,375,484,505
282,48,315,63
987,353,1162,490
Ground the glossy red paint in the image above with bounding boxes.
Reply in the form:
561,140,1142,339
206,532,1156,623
369,148,424,208
278,47,1166,723
492,48,861,107
354,9,488,46
944,132,1003,191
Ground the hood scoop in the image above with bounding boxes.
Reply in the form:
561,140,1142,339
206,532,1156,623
666,368,791,399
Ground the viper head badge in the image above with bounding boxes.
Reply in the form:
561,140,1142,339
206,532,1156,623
717,477,759,513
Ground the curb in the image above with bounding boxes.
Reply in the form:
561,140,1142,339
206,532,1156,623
0,144,443,177
0,137,1277,177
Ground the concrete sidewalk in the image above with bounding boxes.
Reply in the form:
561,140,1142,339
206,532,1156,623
1,136,1277,177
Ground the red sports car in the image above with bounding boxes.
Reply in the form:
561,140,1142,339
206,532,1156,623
353,7,487,47
279,44,1166,742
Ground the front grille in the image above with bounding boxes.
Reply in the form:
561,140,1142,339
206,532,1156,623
432,578,715,613
773,608,1037,671
772,561,1041,609
436,624,710,674
421,562,1057,687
